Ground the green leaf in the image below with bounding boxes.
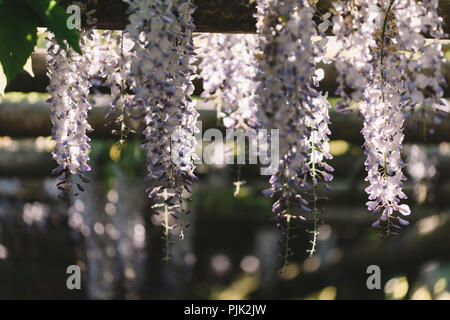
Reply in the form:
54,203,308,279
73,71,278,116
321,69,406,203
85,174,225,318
0,0,38,84
23,0,82,55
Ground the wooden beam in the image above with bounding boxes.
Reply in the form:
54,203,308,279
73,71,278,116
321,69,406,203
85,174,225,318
60,0,257,33
0,98,215,139
5,50,206,95
0,98,448,143
1,148,449,207
55,0,450,37
6,49,450,99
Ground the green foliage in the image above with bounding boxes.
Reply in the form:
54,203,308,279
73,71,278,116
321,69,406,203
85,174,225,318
23,0,81,55
0,0,81,88
0,1,38,85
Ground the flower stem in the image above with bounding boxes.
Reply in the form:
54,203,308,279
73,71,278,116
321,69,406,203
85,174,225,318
380,0,395,102
380,0,395,236
308,129,318,257
119,31,127,148
162,189,170,262
281,214,291,273
179,195,185,240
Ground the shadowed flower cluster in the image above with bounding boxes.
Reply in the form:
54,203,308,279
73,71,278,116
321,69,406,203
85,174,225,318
256,0,333,267
332,0,447,235
126,0,199,258
198,33,261,129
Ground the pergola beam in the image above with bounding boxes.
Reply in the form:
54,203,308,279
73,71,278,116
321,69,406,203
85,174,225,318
60,0,257,33
55,0,450,36
0,99,448,144
6,49,450,98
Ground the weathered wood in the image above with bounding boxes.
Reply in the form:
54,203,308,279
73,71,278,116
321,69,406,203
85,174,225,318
0,150,54,178
3,50,343,96
60,0,257,33
7,49,450,98
0,99,209,138
5,49,206,95
55,0,450,37
2,147,450,206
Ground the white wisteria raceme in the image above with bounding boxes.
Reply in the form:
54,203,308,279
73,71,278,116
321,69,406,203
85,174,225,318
394,0,446,110
393,0,448,134
360,84,410,232
47,28,95,194
257,0,333,263
333,0,446,111
333,0,446,234
126,0,198,256
307,92,333,179
198,33,260,129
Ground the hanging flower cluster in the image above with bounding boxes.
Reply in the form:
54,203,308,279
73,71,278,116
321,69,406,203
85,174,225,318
125,0,198,259
333,0,445,110
41,0,449,264
198,34,260,129
46,18,96,198
332,0,379,110
359,84,411,234
332,0,446,235
256,0,333,266
395,0,448,136
394,0,446,111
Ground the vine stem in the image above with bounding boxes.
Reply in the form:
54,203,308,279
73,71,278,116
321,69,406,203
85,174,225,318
281,214,291,273
179,194,185,240
169,134,185,241
162,189,170,262
382,153,391,238
67,171,74,205
119,31,127,148
308,127,318,257
380,0,395,237
380,0,395,103
278,167,292,273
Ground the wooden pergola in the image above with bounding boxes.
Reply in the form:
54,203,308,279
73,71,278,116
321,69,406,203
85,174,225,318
57,0,450,34
1,0,449,139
